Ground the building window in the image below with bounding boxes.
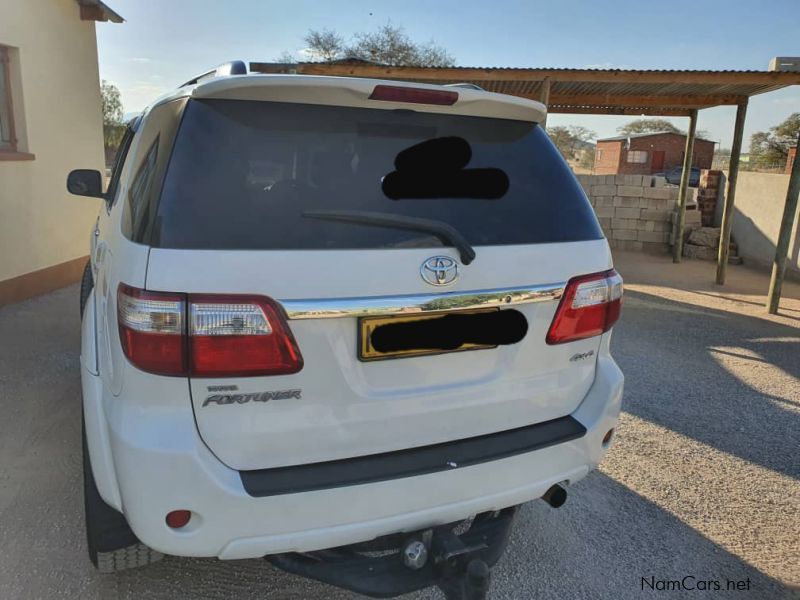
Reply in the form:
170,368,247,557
627,150,648,164
0,45,16,151
596,148,603,160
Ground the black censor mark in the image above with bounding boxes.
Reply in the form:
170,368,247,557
641,576,752,592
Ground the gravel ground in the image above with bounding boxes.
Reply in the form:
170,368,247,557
0,254,798,599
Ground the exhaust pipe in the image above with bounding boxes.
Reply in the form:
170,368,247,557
542,484,567,508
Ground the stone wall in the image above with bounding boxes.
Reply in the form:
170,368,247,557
575,174,684,254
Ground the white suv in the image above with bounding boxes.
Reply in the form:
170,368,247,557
69,62,623,597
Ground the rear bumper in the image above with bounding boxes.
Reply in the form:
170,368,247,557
241,415,587,497
83,352,622,560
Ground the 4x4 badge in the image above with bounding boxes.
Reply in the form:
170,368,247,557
420,256,459,286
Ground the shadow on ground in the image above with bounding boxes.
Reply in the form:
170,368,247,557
614,289,799,480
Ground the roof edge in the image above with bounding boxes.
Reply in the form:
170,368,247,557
76,0,123,23
251,62,800,88
598,131,716,143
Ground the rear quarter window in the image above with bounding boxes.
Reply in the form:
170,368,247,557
149,99,603,250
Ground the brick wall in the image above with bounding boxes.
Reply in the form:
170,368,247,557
575,174,682,254
594,141,622,175
786,147,797,174
697,169,722,226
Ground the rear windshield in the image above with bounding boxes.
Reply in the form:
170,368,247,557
152,99,602,250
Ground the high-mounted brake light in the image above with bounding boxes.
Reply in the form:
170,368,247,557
369,84,458,106
546,269,623,345
117,285,303,377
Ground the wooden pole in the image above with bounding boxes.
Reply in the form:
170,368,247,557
766,132,800,314
673,109,698,263
716,99,748,284
539,77,551,127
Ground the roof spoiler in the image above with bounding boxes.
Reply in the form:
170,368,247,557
179,60,247,88
444,83,485,91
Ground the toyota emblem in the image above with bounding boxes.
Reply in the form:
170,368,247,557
420,256,459,286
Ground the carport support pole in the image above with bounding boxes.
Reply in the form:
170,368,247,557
672,109,698,263
716,99,748,284
766,131,800,314
539,77,551,127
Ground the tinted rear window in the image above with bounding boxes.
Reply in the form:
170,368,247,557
153,99,602,249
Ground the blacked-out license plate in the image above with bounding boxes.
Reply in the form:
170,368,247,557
358,309,501,361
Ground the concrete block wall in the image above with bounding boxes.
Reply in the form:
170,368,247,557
575,174,680,254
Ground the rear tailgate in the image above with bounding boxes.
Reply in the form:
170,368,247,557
140,84,611,471
147,243,610,471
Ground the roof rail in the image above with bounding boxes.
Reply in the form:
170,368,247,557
179,60,247,88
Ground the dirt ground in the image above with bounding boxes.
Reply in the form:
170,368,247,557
0,252,797,599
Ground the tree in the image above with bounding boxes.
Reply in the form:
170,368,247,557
101,80,123,126
547,126,573,158
547,125,596,161
101,80,125,160
617,119,682,136
296,23,455,67
274,51,297,63
772,112,800,146
346,24,454,67
616,118,710,142
749,113,800,168
304,28,345,62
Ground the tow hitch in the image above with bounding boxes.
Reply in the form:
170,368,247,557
265,506,517,599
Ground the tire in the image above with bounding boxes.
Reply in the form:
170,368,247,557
83,416,164,572
79,260,93,319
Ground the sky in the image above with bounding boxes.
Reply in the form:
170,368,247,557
96,0,800,151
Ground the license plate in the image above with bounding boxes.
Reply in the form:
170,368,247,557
358,309,498,361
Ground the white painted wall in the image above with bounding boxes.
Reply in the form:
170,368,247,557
0,0,105,281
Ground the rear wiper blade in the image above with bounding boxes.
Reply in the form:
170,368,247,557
302,210,476,265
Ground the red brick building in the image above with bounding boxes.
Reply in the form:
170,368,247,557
593,131,715,175
786,146,797,174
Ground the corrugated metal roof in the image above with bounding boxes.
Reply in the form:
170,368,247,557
597,131,715,142
250,62,800,115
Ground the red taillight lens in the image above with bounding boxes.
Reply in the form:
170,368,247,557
546,269,623,345
369,84,458,106
118,284,187,376
188,295,303,377
117,286,303,377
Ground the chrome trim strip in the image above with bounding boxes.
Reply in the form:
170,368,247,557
280,283,565,320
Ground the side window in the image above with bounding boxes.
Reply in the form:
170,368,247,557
106,126,135,208
0,45,17,152
127,137,159,233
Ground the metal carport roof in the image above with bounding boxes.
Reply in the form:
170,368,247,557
249,62,800,116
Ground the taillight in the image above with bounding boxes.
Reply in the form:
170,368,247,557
369,84,459,105
118,284,186,376
546,269,623,345
189,295,303,377
117,285,303,377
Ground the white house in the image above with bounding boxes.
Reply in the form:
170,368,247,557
0,0,121,304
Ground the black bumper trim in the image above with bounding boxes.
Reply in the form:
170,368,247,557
240,415,586,497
